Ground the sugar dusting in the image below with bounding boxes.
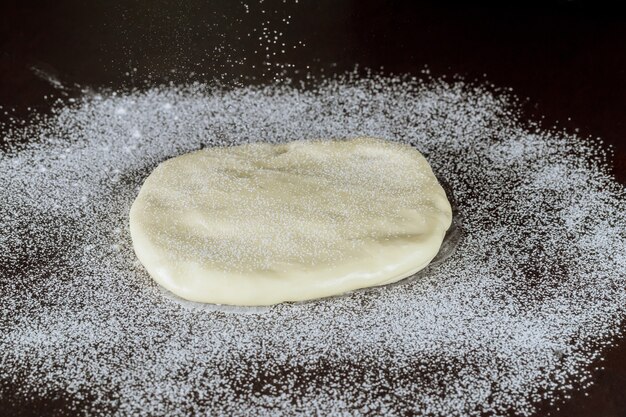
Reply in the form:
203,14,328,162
1,75,625,416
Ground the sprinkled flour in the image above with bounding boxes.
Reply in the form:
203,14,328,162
1,75,625,416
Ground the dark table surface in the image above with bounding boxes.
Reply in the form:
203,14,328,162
1,1,625,416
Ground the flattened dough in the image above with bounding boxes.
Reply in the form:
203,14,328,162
129,138,452,306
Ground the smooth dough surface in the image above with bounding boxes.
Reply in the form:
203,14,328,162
129,138,452,306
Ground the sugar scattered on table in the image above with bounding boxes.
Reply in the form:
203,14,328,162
0,74,625,416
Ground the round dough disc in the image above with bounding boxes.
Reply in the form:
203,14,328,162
129,138,452,306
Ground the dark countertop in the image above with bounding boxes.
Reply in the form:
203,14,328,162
1,1,625,416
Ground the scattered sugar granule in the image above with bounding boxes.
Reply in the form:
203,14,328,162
1,74,625,417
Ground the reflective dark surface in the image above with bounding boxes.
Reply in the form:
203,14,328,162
1,1,625,416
